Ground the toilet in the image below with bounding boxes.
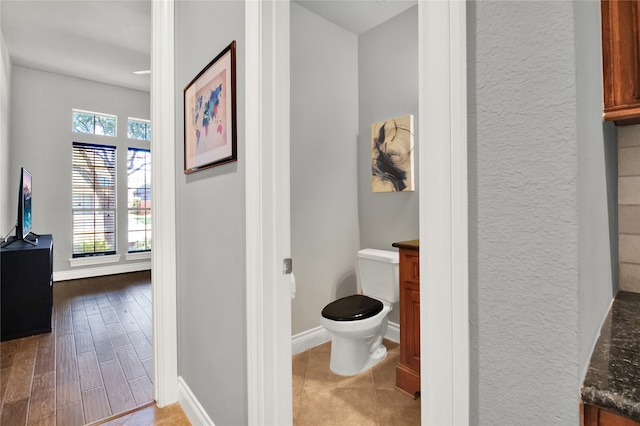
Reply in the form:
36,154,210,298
320,248,399,376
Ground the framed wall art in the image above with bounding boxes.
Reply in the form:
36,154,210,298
370,114,415,192
184,41,237,173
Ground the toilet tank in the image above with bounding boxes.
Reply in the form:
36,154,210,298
357,249,399,303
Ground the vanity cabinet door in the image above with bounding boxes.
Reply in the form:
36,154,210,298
602,0,640,125
396,249,421,397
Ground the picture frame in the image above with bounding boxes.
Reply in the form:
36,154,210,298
184,41,237,173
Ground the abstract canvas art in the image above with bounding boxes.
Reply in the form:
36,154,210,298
184,41,237,173
370,114,415,192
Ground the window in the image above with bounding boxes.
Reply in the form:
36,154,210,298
128,118,151,141
73,110,117,137
72,143,117,257
127,148,151,252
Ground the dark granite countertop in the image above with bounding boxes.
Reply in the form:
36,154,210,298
392,239,419,250
581,291,640,421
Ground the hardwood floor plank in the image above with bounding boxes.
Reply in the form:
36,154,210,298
82,387,111,424
127,375,153,406
1,344,17,369
71,309,95,355
133,293,151,309
56,401,84,426
99,306,120,325
34,333,55,375
84,297,100,317
141,359,153,383
100,359,136,415
114,345,146,381
127,331,152,361
1,398,29,426
55,334,81,407
1,367,11,403
5,345,37,403
28,371,55,424
111,303,141,334
70,296,85,312
87,314,116,363
27,413,55,426
95,295,111,309
55,300,73,336
106,323,130,348
124,302,152,339
77,352,103,391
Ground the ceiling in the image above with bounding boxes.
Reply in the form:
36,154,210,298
1,0,415,92
294,0,416,35
1,0,151,92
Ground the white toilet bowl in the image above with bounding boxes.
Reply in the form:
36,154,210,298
320,249,399,376
320,299,391,376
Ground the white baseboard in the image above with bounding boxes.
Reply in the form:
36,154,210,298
291,321,400,355
292,326,330,355
386,321,400,343
177,376,216,426
53,261,151,282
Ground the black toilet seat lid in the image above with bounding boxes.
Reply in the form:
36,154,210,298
321,295,383,321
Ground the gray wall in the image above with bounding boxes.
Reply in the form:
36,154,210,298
357,6,419,251
1,30,11,233
468,1,616,423
574,1,619,375
290,3,360,335
174,2,247,425
9,66,150,273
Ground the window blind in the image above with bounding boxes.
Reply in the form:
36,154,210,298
72,142,117,257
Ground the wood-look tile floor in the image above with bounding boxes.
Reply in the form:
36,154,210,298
0,271,157,426
293,340,421,426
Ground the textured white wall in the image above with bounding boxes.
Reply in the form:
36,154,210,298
575,0,618,376
468,1,581,423
290,3,360,335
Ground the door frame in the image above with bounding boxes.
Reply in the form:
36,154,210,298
153,0,469,423
246,1,469,425
151,0,179,407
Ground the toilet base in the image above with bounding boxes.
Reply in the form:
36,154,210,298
327,335,388,376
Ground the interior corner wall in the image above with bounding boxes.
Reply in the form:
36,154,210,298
0,29,11,233
574,0,618,377
468,1,580,423
9,66,149,274
357,6,419,251
357,6,418,325
290,3,360,335
174,2,247,424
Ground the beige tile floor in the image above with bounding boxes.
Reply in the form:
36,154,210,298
293,340,421,426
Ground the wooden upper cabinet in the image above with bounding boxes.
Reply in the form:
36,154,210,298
602,0,640,125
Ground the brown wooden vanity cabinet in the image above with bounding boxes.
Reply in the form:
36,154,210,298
392,240,421,397
583,404,640,426
601,0,640,125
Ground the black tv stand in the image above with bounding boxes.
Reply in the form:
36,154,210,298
1,234,38,248
0,234,53,341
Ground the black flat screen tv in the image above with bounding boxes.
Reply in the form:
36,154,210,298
17,167,33,240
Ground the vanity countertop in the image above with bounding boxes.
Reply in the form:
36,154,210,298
581,291,640,421
392,240,419,250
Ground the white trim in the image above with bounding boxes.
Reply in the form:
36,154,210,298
54,261,150,282
151,0,178,407
291,322,399,355
386,321,400,343
177,376,216,426
68,254,121,267
125,251,152,261
419,1,469,425
246,1,292,424
292,327,330,355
